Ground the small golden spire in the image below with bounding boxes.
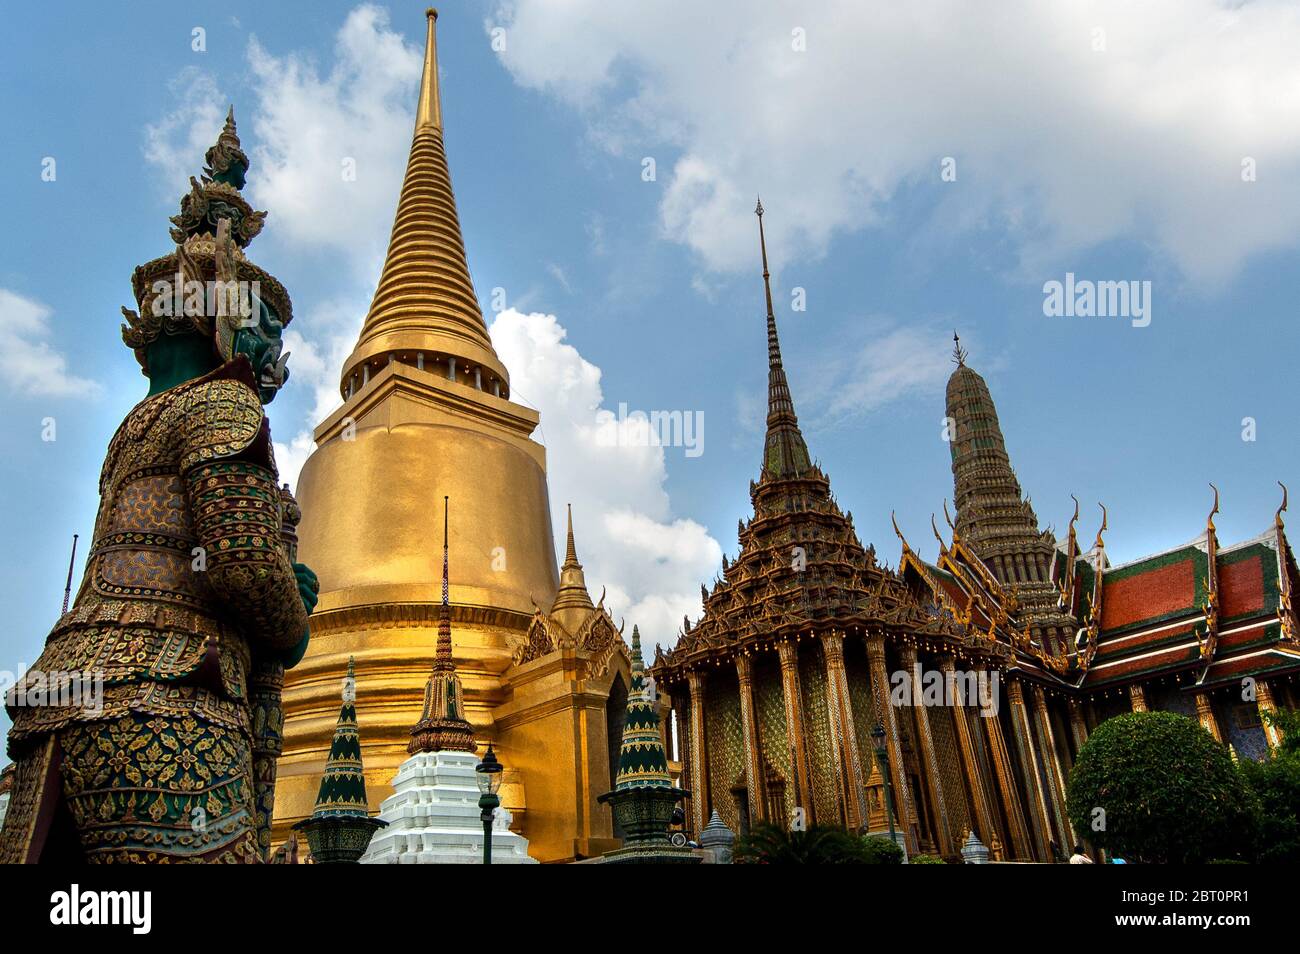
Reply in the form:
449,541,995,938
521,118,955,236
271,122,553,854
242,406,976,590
1207,483,1220,536
1277,481,1289,530
564,502,578,566
416,8,442,131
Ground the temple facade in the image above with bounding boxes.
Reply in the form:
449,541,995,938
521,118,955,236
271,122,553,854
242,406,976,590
651,211,1300,862
273,11,630,863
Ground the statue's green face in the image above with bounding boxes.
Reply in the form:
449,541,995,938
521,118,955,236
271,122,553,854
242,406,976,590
234,296,289,404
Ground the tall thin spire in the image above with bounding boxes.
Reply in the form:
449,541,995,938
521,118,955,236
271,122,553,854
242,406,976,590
754,199,811,481
408,496,476,754
415,9,443,131
341,10,509,399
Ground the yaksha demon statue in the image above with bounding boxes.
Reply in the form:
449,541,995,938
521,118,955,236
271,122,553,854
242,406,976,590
0,109,317,863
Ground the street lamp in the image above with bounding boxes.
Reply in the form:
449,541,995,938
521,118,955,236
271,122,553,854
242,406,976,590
476,743,503,865
871,722,898,848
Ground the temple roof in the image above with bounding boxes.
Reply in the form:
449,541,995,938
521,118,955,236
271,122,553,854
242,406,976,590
655,207,967,674
899,484,1300,692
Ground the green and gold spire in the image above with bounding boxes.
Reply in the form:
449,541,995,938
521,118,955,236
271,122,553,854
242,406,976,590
310,657,370,817
755,199,811,482
408,496,477,754
614,626,671,790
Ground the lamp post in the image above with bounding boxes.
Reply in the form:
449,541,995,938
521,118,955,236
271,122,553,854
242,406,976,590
871,721,897,848
476,743,503,865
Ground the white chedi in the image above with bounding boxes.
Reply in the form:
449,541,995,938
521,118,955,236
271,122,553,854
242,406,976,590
360,750,537,864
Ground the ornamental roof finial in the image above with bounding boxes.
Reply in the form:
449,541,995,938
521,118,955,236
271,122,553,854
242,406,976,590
952,330,968,367
1277,481,1289,530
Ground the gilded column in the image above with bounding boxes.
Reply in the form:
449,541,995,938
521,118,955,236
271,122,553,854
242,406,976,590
687,670,710,834
820,631,866,829
1129,683,1148,712
865,632,917,851
1195,692,1222,743
777,639,813,825
940,655,1000,860
1031,685,1075,848
901,645,953,856
735,652,766,826
1007,679,1054,861
1257,679,1284,751
981,700,1032,860
1067,699,1089,754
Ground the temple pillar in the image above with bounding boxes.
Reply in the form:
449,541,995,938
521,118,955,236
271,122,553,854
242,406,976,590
777,640,813,826
1031,685,1075,848
865,632,917,851
1129,683,1148,713
981,698,1033,860
1195,692,1222,743
1257,679,1284,752
687,670,710,834
820,631,866,830
940,655,1000,860
901,645,953,856
1008,679,1054,861
735,652,766,826
1067,699,1088,754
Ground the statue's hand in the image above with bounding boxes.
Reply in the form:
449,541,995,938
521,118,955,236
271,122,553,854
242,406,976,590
294,563,319,615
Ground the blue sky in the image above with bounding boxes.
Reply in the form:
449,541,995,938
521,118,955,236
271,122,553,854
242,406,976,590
3,1,1299,739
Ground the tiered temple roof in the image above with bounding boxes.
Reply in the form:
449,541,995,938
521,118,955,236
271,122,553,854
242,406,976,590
655,205,983,674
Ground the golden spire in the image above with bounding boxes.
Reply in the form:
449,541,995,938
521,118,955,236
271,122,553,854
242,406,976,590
551,503,595,629
341,10,509,400
416,9,442,131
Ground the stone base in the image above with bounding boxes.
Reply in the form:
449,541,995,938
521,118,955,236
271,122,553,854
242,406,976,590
600,844,702,865
361,750,537,864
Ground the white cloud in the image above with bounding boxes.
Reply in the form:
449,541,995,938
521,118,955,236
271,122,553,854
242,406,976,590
0,289,101,399
143,69,229,195
245,4,423,274
493,0,1300,286
490,309,722,651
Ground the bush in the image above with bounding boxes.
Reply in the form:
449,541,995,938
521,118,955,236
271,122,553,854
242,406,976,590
733,824,903,864
1238,707,1300,864
1066,711,1258,863
860,835,905,864
909,853,946,864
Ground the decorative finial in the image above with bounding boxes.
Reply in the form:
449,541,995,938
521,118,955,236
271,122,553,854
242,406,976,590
564,502,578,566
755,195,764,217
930,513,946,549
1068,494,1080,535
1093,502,1108,550
890,510,908,549
1207,483,1220,535
202,105,249,188
1277,481,1289,529
942,498,955,531
416,9,443,131
342,656,356,704
61,532,79,615
952,331,968,367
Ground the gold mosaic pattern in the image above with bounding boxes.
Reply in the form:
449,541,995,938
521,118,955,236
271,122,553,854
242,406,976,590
798,643,839,824
704,673,744,833
929,702,972,842
753,659,791,821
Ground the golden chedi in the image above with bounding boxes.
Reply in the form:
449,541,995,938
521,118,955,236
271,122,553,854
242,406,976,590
273,10,630,862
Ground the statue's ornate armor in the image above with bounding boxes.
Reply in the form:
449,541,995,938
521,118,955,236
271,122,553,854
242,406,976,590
0,361,307,863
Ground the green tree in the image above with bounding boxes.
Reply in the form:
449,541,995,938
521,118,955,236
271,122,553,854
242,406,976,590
1238,707,1300,863
1066,711,1258,863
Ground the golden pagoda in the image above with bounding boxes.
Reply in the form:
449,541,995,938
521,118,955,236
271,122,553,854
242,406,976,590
272,10,630,862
